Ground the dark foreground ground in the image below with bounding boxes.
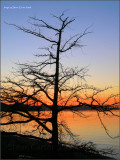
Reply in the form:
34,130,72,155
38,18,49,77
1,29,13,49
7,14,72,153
1,131,114,159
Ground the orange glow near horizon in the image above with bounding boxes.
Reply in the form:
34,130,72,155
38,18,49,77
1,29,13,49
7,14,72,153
1,80,119,107
2,94,119,108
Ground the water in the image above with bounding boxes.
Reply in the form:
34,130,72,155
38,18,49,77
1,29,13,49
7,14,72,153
1,110,119,159
58,110,120,159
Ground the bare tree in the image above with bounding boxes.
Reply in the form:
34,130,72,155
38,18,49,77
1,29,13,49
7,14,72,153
1,12,119,152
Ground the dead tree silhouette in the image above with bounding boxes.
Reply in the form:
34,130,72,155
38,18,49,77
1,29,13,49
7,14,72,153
1,12,119,152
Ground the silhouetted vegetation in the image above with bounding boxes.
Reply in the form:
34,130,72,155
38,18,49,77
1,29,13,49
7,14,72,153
1,131,115,159
1,12,119,158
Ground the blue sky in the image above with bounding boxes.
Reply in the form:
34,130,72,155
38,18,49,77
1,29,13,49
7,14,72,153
1,1,119,91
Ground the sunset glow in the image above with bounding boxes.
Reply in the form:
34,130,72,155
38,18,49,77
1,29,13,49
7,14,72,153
1,1,119,159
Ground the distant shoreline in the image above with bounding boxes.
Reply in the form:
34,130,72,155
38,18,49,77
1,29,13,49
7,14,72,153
1,102,119,112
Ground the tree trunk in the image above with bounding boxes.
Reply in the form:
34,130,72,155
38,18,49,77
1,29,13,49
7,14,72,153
52,30,62,152
52,108,58,152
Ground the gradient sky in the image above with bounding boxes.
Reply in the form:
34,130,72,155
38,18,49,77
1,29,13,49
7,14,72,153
1,1,119,94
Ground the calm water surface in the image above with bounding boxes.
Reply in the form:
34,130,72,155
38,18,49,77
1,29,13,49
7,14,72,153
1,110,120,159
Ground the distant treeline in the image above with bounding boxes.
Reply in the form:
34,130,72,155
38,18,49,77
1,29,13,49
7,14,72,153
0,103,119,112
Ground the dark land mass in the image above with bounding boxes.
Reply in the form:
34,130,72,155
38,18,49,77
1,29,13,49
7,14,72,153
1,131,114,159
1,102,119,112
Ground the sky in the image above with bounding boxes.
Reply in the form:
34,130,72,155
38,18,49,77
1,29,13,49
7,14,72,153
1,1,119,95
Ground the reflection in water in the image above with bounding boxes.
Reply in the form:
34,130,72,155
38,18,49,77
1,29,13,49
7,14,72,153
1,110,119,159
